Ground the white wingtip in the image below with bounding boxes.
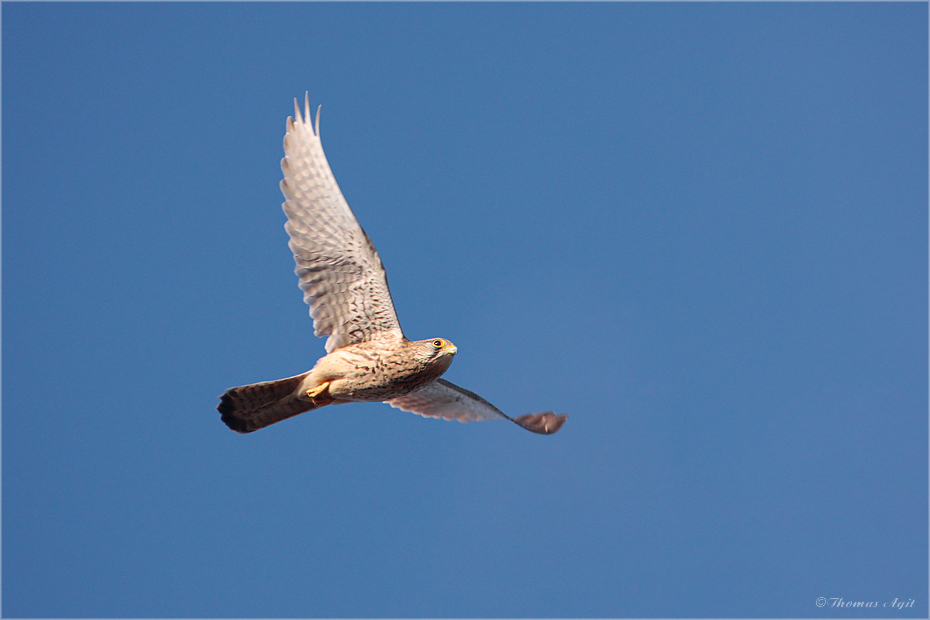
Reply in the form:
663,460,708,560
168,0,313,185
292,93,321,136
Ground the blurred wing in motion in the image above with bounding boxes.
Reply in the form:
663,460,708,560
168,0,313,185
387,378,567,435
281,94,405,353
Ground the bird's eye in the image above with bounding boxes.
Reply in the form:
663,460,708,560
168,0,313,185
432,339,443,348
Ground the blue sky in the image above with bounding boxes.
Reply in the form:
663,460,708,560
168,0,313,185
2,2,927,618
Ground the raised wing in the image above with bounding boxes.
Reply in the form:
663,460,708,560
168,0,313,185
281,94,405,353
387,378,567,435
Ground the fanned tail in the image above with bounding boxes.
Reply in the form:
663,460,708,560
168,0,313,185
218,372,315,433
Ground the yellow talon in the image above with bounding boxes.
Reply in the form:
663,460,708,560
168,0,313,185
305,381,333,406
306,382,329,399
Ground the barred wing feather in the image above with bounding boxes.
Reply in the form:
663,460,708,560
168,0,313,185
281,94,405,353
387,379,567,435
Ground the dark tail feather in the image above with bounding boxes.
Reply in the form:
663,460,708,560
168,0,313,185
217,372,316,433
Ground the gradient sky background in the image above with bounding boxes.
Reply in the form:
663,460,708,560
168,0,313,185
2,3,927,618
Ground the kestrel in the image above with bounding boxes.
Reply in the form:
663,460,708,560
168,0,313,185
217,94,567,435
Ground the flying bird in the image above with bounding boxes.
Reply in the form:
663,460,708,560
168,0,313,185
217,94,567,435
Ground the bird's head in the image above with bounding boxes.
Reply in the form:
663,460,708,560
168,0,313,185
415,337,457,373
